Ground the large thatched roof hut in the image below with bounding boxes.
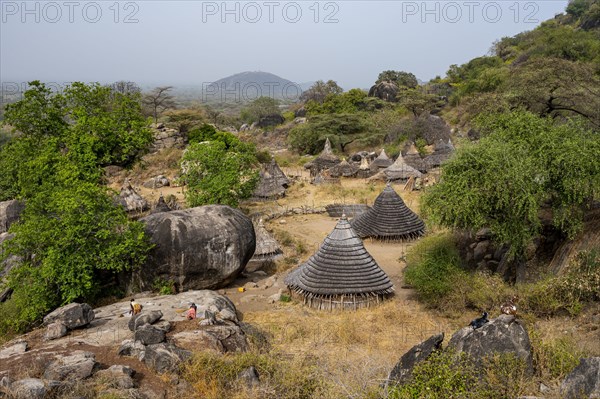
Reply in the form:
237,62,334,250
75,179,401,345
251,219,283,261
304,138,341,177
384,153,423,181
370,149,393,171
253,159,290,200
284,216,394,310
327,159,359,178
350,184,425,241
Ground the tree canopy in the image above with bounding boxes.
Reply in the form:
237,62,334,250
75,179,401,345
376,70,418,89
240,96,281,124
300,80,343,104
422,111,600,255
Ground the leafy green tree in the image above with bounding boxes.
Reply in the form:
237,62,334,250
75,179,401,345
376,70,418,89
240,96,281,124
305,89,383,115
180,140,259,207
288,113,379,154
299,80,343,104
422,111,600,255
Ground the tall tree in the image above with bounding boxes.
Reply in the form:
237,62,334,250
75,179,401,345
300,80,343,104
376,70,419,89
143,86,175,123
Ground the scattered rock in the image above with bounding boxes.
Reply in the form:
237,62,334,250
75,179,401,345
142,343,192,373
386,333,444,388
43,303,95,330
476,228,492,241
448,314,533,375
237,366,260,387
134,324,166,345
9,378,46,399
44,322,67,341
118,179,149,212
153,320,172,333
0,200,25,234
128,310,163,331
139,206,256,291
473,241,490,262
95,365,136,389
118,339,146,358
172,330,224,353
43,351,98,381
561,357,600,399
0,341,27,359
201,324,249,353
143,175,170,189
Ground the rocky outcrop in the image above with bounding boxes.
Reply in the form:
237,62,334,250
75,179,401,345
43,351,98,381
134,325,166,345
561,357,600,399
9,378,47,399
0,200,25,234
139,206,256,291
95,365,136,390
128,310,163,332
152,124,186,151
43,303,95,330
143,175,170,189
255,114,285,128
118,180,149,213
386,333,444,388
368,81,398,102
0,341,27,359
141,343,192,373
448,314,533,375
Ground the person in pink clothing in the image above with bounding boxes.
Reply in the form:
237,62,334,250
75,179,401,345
186,303,197,320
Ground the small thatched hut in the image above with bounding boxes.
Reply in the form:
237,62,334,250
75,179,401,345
304,138,341,177
424,139,454,169
253,159,290,200
384,153,423,181
284,216,394,310
251,219,283,261
356,156,374,178
327,159,359,178
403,143,428,173
370,149,393,171
350,184,425,241
325,204,370,218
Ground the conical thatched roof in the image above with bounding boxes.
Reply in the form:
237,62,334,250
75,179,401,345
252,219,283,261
118,180,149,212
404,143,428,173
371,149,393,169
284,216,394,310
151,194,172,214
304,138,341,176
350,184,425,241
325,204,370,218
253,159,290,200
327,159,359,178
384,154,423,181
425,139,454,169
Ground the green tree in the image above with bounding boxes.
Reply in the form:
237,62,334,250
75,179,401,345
422,111,600,255
180,139,259,207
299,80,343,104
376,70,418,89
240,96,281,124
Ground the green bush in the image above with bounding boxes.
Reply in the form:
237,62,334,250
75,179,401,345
404,233,465,307
530,332,584,380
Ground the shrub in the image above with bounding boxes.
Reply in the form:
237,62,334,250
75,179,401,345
530,332,584,380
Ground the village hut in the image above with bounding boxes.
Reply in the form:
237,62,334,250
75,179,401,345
356,156,375,178
327,159,359,178
403,142,428,173
325,204,370,218
251,219,283,261
350,184,425,241
118,180,149,213
304,138,341,177
284,215,394,310
150,194,172,214
253,159,290,200
370,149,393,171
383,153,423,181
424,139,455,170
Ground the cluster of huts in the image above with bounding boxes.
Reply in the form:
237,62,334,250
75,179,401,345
304,138,454,185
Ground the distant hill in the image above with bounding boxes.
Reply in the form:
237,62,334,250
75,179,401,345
204,71,303,103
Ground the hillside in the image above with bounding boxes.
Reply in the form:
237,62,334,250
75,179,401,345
204,71,302,103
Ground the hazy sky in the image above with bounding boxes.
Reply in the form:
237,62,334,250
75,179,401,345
1,1,569,90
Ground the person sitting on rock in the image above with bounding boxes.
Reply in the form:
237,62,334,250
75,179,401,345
186,303,197,320
130,298,143,315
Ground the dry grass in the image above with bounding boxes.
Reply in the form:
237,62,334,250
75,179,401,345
129,147,183,184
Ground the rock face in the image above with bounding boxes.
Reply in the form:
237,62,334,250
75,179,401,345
448,314,533,375
143,175,170,189
44,322,67,340
141,343,192,373
134,324,166,345
561,357,600,399
95,365,136,389
0,341,27,359
128,310,163,332
368,81,398,102
9,378,47,399
139,206,256,291
152,124,186,151
118,180,149,213
0,200,25,234
43,303,95,330
386,333,444,388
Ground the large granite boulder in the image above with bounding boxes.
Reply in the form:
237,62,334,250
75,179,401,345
43,303,95,330
141,343,192,373
0,200,25,234
386,333,444,388
9,378,47,399
43,351,98,381
561,357,600,399
448,314,533,375
139,206,256,291
128,310,163,332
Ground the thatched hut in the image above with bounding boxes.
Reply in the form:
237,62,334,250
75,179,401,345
403,143,428,173
253,159,290,200
325,204,370,218
356,156,375,179
284,216,394,310
251,219,283,261
383,153,423,181
327,159,359,178
304,138,341,177
350,184,425,241
424,139,454,169
370,149,393,171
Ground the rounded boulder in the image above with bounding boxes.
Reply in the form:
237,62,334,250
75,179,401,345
139,205,255,291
